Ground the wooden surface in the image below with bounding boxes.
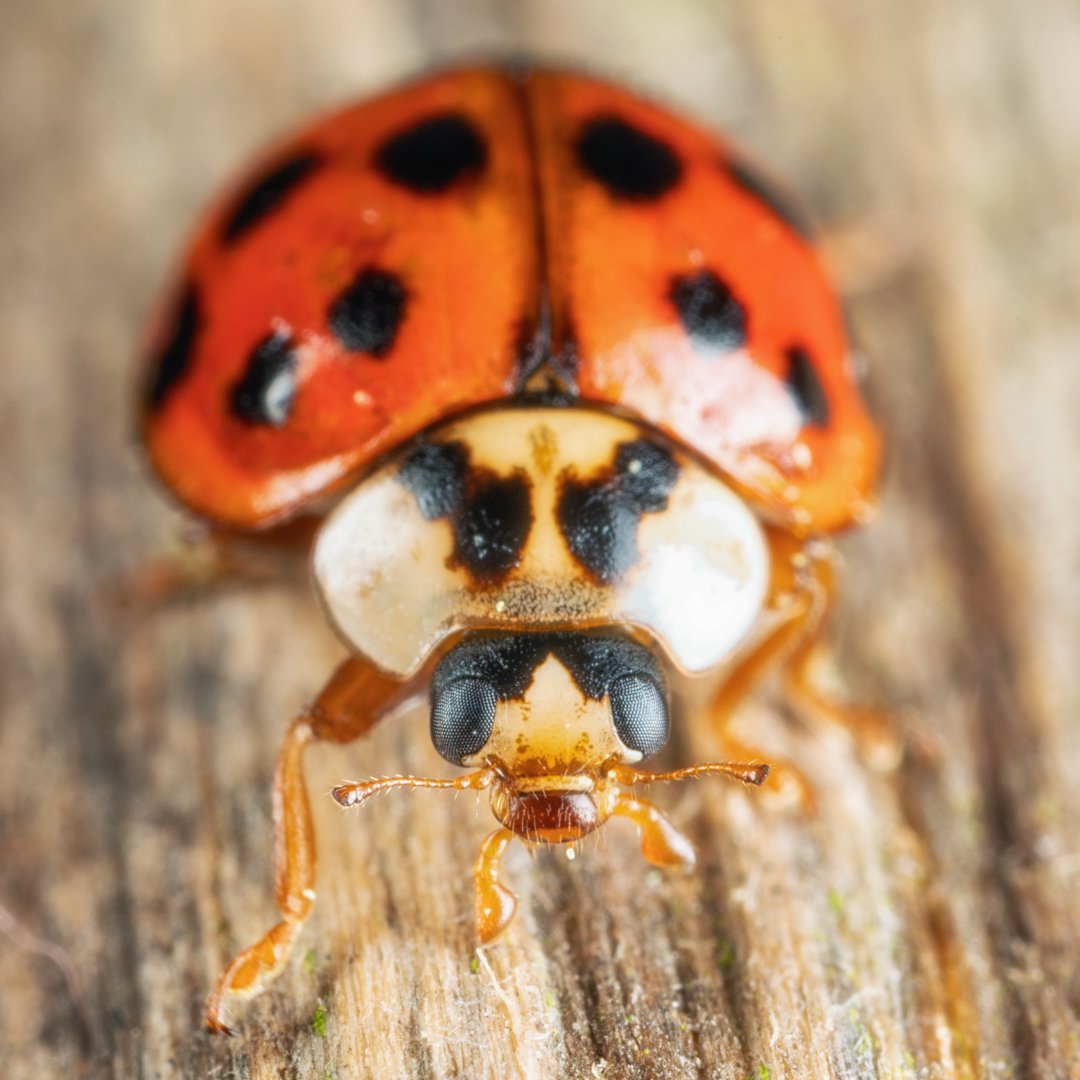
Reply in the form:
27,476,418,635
2,1,1079,1077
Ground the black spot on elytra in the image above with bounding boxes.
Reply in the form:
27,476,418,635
576,116,682,200
221,152,321,243
328,268,406,357
398,441,533,583
785,345,830,426
669,270,748,352
557,439,679,585
375,114,487,193
146,285,200,410
725,154,814,240
230,332,298,426
431,631,665,704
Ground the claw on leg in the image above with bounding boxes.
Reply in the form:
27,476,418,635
203,657,402,1034
205,918,304,1035
204,717,317,1034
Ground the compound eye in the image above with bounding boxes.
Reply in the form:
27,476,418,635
430,677,497,765
609,674,669,759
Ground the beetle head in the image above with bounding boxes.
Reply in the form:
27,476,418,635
332,629,767,846
428,631,668,842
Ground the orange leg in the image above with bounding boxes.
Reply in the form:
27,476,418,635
706,528,899,805
205,655,403,1034
780,545,902,770
111,515,323,609
612,794,696,869
474,829,518,944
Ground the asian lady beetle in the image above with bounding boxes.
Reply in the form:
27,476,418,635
140,67,884,1034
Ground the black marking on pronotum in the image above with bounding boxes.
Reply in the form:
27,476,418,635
575,116,682,201
375,113,487,193
398,442,533,582
669,270,748,353
221,152,321,243
430,632,666,704
399,442,469,520
725,154,814,240
454,472,533,581
146,285,200,410
230,331,298,426
557,439,679,585
785,345,830,426
328,267,407,357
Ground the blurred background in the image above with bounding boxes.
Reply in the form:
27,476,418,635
2,2,1078,1077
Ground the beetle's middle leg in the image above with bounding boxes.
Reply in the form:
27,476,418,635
205,655,403,1034
110,515,324,609
705,526,899,805
776,538,901,769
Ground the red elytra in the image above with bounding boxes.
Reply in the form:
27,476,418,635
141,66,880,535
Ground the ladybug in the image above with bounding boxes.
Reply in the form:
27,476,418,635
140,66,883,1034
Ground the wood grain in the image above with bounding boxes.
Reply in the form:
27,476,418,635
2,1,1079,1077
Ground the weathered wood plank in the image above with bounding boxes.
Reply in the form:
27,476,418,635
1,1,1078,1077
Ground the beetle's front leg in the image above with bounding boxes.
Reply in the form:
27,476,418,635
611,794,697,869
474,829,519,944
205,656,403,1034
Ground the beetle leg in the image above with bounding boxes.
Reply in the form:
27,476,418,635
109,516,323,609
611,794,697,869
204,655,403,1034
474,829,519,944
704,533,816,805
706,527,900,805
778,542,903,770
